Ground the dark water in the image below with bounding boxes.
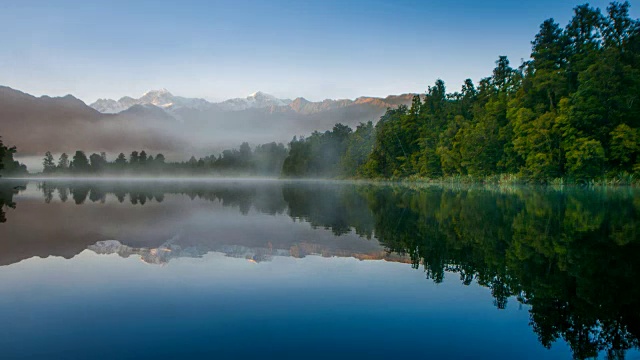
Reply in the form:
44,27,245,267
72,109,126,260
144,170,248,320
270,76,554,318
0,179,639,359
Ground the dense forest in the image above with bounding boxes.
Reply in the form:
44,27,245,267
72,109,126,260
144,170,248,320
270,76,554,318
283,2,640,183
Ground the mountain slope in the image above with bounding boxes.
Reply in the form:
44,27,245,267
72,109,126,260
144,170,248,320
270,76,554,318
0,86,183,156
1,86,414,160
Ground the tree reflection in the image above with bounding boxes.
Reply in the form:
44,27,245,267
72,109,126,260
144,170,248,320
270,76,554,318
7,181,640,358
282,184,640,358
357,186,640,359
0,181,26,223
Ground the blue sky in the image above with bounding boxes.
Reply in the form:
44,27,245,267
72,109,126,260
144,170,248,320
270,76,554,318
0,0,636,103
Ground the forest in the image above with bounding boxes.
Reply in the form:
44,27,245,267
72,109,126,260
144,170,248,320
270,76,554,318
2,2,639,183
283,2,640,183
36,142,288,177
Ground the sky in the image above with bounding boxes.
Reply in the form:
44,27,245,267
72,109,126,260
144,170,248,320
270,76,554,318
0,0,637,103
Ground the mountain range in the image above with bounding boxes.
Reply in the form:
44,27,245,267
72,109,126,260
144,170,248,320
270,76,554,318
89,88,412,115
0,86,415,160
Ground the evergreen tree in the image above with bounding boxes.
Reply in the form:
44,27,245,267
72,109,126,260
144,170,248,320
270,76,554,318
0,140,27,176
115,153,127,168
129,151,139,166
139,150,148,166
0,137,8,176
43,151,56,173
57,153,69,171
89,153,106,172
70,151,90,173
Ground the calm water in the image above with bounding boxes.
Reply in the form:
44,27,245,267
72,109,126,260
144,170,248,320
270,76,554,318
0,179,639,359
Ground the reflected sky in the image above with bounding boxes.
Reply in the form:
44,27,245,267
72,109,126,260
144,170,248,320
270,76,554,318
0,251,570,359
1,180,638,359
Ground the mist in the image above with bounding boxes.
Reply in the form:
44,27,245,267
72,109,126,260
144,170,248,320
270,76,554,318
0,87,409,177
0,85,405,176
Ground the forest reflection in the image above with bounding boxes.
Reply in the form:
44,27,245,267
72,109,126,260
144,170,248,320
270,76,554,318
0,181,24,223
1,180,639,359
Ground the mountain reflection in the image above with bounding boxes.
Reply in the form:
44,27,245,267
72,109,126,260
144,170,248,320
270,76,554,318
1,180,639,359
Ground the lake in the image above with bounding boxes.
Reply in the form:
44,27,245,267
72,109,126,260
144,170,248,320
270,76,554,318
0,179,638,359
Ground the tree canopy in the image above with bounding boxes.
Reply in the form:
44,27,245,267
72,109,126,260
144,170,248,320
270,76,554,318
282,2,640,183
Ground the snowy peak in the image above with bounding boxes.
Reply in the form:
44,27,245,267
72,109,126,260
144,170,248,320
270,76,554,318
90,89,214,114
91,98,128,113
248,91,265,98
89,89,293,113
89,89,415,115
217,91,292,111
142,88,171,97
140,89,175,108
247,91,279,102
139,89,175,108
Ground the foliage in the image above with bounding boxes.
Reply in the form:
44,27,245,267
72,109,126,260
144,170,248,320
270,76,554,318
274,183,640,359
0,137,28,177
282,124,352,178
42,142,288,176
281,2,640,183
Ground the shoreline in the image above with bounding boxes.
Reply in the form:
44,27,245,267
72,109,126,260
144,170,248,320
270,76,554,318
1,174,638,189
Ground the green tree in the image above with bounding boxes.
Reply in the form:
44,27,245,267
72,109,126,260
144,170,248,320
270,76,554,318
565,137,606,180
0,137,9,176
42,151,56,174
115,153,127,168
609,123,639,171
57,153,69,171
340,122,375,177
89,153,106,172
0,140,27,177
129,151,139,166
155,153,166,164
139,150,148,166
70,151,90,173
282,124,353,178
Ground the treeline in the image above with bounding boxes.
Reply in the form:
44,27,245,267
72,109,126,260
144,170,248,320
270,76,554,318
282,122,374,178
41,142,288,176
0,137,28,177
283,2,640,183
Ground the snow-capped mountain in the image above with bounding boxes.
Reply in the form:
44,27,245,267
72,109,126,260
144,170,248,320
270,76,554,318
90,88,415,117
218,91,292,111
1,85,416,157
91,98,129,113
90,89,292,114
90,89,215,114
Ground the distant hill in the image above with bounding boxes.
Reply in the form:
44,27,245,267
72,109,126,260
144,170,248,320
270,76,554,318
0,86,184,156
0,85,414,158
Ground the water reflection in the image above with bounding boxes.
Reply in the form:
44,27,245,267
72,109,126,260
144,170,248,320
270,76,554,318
1,180,639,359
0,180,25,223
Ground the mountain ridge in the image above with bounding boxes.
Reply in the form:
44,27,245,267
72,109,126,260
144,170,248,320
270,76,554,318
89,88,415,115
0,85,415,158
